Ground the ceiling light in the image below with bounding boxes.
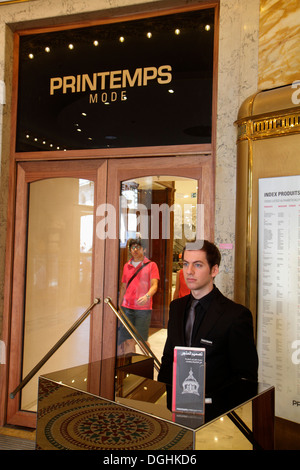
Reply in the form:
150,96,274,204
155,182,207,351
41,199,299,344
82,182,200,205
93,40,99,46
119,36,125,43
147,32,152,39
28,53,34,59
45,47,50,53
205,24,211,31
68,44,74,50
175,29,180,35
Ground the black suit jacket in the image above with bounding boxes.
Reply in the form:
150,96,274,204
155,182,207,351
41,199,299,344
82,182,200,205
158,288,258,394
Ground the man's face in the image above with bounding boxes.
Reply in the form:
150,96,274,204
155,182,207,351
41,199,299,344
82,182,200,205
130,244,144,262
182,249,219,296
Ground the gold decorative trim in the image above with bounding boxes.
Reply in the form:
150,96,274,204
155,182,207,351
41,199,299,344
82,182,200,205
245,136,253,310
236,107,300,142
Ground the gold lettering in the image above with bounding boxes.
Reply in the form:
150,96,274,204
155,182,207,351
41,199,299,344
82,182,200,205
101,92,108,103
111,91,118,101
50,77,62,95
50,65,173,95
76,75,81,92
82,73,97,92
143,67,157,86
63,76,76,94
110,70,122,89
122,69,142,88
97,72,110,90
89,93,98,103
121,90,127,101
157,65,172,84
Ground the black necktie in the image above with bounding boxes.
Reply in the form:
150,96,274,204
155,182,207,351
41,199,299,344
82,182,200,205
185,299,199,346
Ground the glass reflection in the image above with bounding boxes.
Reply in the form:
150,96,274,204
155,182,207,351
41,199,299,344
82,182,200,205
21,178,94,411
117,176,198,370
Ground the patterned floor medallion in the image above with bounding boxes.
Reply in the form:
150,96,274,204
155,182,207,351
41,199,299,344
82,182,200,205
36,379,193,450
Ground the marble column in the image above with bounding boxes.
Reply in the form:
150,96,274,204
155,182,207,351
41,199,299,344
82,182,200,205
215,0,260,298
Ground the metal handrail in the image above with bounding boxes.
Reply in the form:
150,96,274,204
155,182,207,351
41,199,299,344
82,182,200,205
10,297,101,399
104,296,161,373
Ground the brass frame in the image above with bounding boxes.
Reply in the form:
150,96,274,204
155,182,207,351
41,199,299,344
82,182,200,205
237,107,300,142
234,86,300,336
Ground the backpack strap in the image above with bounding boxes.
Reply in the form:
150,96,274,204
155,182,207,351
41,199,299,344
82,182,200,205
125,261,151,291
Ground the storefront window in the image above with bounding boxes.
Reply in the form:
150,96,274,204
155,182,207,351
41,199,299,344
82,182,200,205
16,9,214,151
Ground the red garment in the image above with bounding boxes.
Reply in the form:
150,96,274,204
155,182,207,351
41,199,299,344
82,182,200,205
178,269,190,298
121,257,160,310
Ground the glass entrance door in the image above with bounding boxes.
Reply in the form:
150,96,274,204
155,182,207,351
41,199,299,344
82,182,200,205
117,176,199,362
7,160,107,427
103,155,214,368
21,177,94,412
6,154,214,428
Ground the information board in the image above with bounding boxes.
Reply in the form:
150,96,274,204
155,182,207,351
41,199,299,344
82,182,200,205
257,176,300,423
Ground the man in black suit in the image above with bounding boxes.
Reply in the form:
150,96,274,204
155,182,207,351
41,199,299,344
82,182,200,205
158,240,258,394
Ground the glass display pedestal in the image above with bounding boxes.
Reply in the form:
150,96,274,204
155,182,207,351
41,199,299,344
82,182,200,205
36,354,274,450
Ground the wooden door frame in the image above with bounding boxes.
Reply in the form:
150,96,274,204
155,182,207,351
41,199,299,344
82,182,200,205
3,159,107,428
102,154,215,360
0,152,215,428
1,0,219,427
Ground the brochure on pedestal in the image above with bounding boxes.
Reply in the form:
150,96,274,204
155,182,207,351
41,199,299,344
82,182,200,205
172,346,205,414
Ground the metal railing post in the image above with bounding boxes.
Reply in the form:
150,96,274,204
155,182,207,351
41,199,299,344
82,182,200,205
104,296,161,373
10,298,101,399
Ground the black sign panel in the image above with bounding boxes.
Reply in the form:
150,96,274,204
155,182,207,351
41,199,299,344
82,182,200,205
16,9,214,152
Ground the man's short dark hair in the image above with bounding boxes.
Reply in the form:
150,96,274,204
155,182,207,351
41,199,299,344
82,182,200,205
183,239,221,270
128,238,145,249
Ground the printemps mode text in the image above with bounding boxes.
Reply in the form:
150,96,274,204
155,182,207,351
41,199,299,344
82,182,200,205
50,65,172,95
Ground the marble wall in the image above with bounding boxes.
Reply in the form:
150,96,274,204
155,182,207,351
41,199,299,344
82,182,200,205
215,0,260,296
259,0,300,90
0,0,261,331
